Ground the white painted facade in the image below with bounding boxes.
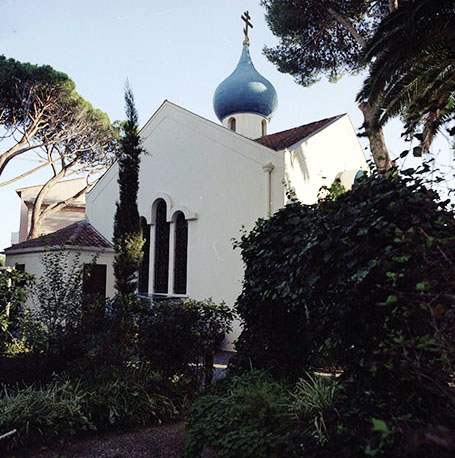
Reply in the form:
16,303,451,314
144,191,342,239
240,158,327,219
86,100,367,348
284,115,368,204
5,247,115,310
221,112,269,139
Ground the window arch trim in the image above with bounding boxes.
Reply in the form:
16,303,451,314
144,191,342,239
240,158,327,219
149,193,173,224
147,195,198,225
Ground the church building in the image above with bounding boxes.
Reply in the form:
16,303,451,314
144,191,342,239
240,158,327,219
6,17,368,347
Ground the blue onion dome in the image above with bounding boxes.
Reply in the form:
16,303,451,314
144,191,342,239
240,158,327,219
213,44,278,122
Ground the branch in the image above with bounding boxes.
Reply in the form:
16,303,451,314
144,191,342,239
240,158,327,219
326,6,367,48
0,119,44,175
389,0,399,13
0,161,48,188
300,25,328,50
0,143,43,176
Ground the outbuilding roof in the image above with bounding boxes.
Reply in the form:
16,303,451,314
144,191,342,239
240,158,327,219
5,220,113,253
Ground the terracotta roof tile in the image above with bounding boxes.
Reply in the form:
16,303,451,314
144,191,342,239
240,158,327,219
255,115,342,151
5,221,113,252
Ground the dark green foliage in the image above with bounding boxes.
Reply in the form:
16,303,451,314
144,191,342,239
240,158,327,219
113,83,144,295
233,167,455,455
185,370,298,458
138,298,235,385
358,0,455,150
0,54,74,129
235,169,455,375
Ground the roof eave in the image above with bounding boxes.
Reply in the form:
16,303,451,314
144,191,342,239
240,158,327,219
5,245,115,255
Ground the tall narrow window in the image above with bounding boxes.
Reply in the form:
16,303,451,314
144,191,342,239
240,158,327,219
154,199,170,293
229,117,236,131
138,216,150,294
261,119,267,136
173,211,188,294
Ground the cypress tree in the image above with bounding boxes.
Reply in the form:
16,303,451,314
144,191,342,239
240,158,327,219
113,83,144,295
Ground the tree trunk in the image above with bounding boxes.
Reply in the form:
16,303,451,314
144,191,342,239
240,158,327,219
359,102,392,173
27,169,66,239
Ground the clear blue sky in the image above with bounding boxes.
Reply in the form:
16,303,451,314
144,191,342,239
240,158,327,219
0,0,450,251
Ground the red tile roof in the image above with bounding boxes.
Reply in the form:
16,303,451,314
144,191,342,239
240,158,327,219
255,115,342,151
5,220,113,252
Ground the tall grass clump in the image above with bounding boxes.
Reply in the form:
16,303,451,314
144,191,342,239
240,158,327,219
287,372,343,444
0,365,180,451
0,380,91,449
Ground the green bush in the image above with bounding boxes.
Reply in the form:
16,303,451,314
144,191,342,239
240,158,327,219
235,170,455,378
185,370,299,458
30,249,85,359
233,169,455,455
138,298,235,385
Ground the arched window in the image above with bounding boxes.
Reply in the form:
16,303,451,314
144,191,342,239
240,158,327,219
154,199,170,293
261,119,267,136
138,216,150,294
229,117,236,131
173,211,188,294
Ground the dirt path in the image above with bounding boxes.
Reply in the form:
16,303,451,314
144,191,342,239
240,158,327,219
10,421,186,458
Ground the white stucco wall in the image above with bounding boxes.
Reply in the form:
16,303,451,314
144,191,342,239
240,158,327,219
5,248,116,309
285,115,368,204
87,101,285,348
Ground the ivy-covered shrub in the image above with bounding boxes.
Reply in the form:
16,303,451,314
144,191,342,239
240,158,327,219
233,169,455,455
138,298,235,385
185,370,299,458
235,170,454,371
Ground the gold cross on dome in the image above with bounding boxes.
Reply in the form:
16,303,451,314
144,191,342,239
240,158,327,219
241,10,253,45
